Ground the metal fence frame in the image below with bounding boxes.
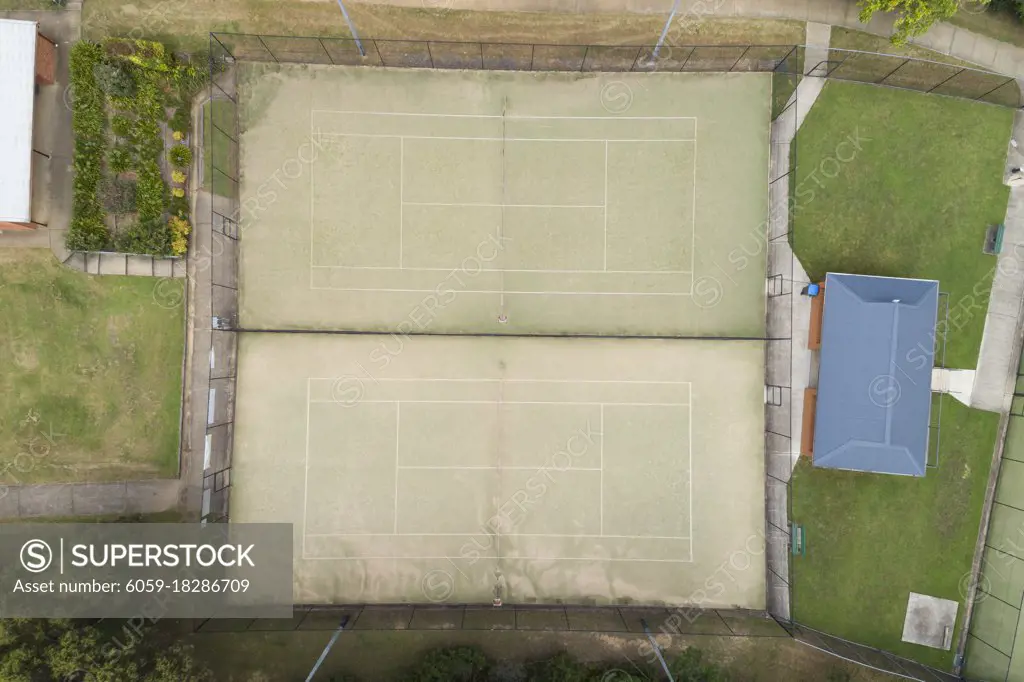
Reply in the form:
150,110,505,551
201,32,987,680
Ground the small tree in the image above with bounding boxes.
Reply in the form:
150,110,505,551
93,60,137,97
858,0,971,44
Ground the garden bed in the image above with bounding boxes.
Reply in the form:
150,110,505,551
67,39,202,256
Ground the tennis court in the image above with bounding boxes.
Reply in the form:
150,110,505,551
236,65,770,337
230,333,766,606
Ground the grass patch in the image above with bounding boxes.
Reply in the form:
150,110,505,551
790,79,1010,667
830,26,972,66
0,250,184,484
203,99,237,198
82,1,804,54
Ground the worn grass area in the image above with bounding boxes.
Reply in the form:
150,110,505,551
790,79,1010,668
948,4,1024,50
0,0,55,9
0,250,183,484
830,26,972,66
82,1,804,53
204,99,237,198
187,629,894,681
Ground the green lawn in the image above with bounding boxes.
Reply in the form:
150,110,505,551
204,99,238,198
0,250,184,483
790,80,1011,668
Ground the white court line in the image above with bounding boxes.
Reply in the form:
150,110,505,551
603,140,608,271
312,109,697,121
600,404,604,535
306,533,690,540
301,556,694,563
320,133,696,143
394,402,400,533
399,137,404,268
689,398,694,561
404,201,605,209
302,379,311,559
397,465,602,471
312,265,692,275
691,129,697,284
309,378,693,385
309,400,690,407
309,286,692,296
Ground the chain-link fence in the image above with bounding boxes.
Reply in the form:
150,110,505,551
210,33,1021,109
200,37,240,524
201,32,987,680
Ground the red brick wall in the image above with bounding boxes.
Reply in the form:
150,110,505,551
35,33,56,86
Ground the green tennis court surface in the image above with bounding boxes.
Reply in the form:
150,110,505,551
230,333,765,605
236,65,770,337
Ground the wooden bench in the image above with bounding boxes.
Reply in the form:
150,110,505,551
808,282,825,350
801,387,817,458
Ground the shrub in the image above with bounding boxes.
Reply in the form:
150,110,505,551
171,170,186,184
135,163,166,223
112,217,171,256
67,42,109,252
110,115,134,138
169,195,189,218
107,145,132,174
172,131,185,142
170,107,190,136
93,60,137,98
407,647,489,682
171,188,185,198
101,177,137,214
168,215,191,256
169,144,192,168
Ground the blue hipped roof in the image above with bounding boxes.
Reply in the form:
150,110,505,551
812,273,940,477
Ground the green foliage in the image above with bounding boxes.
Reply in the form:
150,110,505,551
669,647,728,682
857,0,965,44
107,145,131,174
169,144,193,168
67,41,109,252
407,647,489,682
135,163,166,224
110,115,134,139
826,668,853,682
990,0,1024,19
101,177,137,214
0,619,210,681
169,194,190,218
92,60,137,97
170,107,191,135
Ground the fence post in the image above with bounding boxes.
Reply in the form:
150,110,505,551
877,57,910,85
372,39,384,66
975,76,1017,104
730,45,751,72
318,38,334,65
629,46,644,72
926,66,965,94
426,42,435,69
257,35,277,63
580,45,589,72
773,45,797,73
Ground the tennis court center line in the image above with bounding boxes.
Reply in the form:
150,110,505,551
308,400,690,407
308,377,693,384
311,265,693,275
312,109,698,122
320,133,696,143
301,556,695,563
307,286,693,296
302,379,312,558
305,533,691,540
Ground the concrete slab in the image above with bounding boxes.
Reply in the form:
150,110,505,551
71,482,128,515
62,250,85,271
126,254,154,276
153,258,173,278
516,609,570,630
123,480,180,513
172,258,187,278
565,608,628,631
85,251,100,275
902,592,958,650
951,29,980,65
17,484,73,518
98,251,127,275
0,488,20,517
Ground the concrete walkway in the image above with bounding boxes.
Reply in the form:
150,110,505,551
383,0,1024,78
973,112,1024,412
0,480,180,519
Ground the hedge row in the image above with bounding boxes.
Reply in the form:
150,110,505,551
66,42,109,251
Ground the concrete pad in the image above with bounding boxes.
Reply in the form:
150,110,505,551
462,607,515,630
974,312,1020,411
805,22,832,49
98,252,127,275
124,480,180,513
902,592,958,650
351,607,414,629
515,609,569,630
153,258,174,278
0,488,21,517
296,608,360,630
62,250,85,271
565,608,628,631
407,607,462,629
172,258,187,278
126,254,154,276
18,484,73,518
85,252,100,275
973,36,1003,69
914,23,956,58
71,482,128,515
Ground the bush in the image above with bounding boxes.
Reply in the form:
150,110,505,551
67,42,109,252
171,170,186,184
108,145,132,174
168,215,191,255
170,107,190,135
101,177,137,214
171,188,185,198
110,115,133,138
407,647,489,682
169,194,189,218
169,144,192,168
135,163,166,223
93,60,137,98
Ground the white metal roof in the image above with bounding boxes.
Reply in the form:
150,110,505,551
0,19,38,223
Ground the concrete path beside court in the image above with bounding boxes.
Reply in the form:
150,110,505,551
0,480,180,519
386,0,1024,78
973,112,1024,412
